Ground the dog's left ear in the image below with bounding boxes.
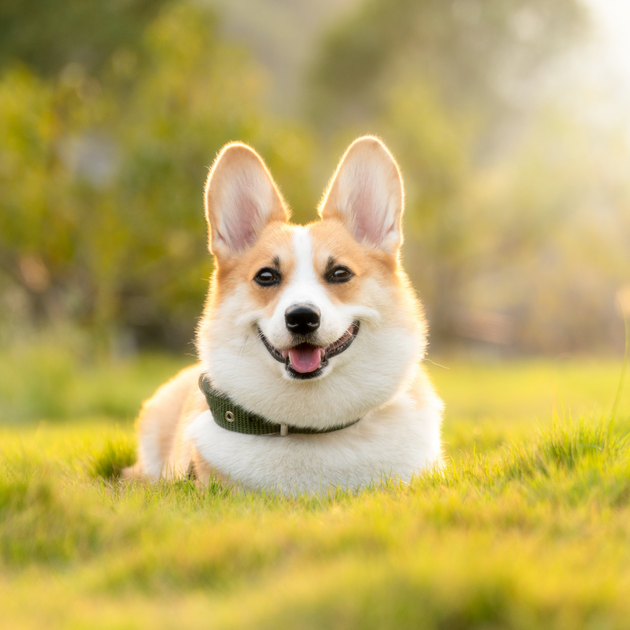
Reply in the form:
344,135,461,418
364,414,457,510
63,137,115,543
205,142,289,258
319,136,404,254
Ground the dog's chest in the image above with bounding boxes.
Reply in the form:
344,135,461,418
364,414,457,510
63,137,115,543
185,392,441,493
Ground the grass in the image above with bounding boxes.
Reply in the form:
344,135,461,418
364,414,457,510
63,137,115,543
0,343,629,629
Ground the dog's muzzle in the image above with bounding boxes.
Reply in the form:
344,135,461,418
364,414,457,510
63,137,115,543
259,321,360,380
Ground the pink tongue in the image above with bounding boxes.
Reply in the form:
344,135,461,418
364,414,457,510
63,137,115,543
289,345,325,373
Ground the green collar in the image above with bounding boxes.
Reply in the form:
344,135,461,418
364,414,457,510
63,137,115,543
199,374,361,436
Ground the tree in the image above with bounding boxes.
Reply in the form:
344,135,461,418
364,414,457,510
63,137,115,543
0,0,168,76
309,0,587,134
308,0,594,352
0,2,314,350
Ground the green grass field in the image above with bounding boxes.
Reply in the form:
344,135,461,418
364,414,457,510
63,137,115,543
1,349,629,629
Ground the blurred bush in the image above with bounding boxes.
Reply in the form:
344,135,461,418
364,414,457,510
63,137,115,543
0,0,169,76
0,2,313,351
0,0,628,357
309,0,630,354
0,325,188,422
310,0,587,132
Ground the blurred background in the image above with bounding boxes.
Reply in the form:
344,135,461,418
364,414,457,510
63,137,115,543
1,0,629,421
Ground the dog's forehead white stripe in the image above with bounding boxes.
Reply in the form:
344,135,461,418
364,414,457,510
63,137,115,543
278,224,333,313
291,226,317,286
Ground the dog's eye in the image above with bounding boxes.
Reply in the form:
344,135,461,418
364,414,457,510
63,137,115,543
327,265,354,284
254,267,281,287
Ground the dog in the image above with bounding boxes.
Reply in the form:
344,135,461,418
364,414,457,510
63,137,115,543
124,136,443,493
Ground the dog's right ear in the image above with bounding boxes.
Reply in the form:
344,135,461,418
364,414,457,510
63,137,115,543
204,143,289,258
319,136,403,255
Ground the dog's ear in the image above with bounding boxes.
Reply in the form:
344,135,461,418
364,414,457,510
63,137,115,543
205,143,289,258
319,136,404,254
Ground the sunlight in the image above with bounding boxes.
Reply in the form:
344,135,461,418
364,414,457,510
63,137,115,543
586,0,630,99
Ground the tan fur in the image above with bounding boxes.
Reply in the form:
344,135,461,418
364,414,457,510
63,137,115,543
123,364,201,479
211,222,295,311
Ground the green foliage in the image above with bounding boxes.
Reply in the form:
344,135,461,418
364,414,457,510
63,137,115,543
0,1,315,349
87,433,137,480
0,0,168,76
0,329,189,422
0,403,629,627
503,419,627,479
310,0,587,131
0,356,628,625
0,466,100,565
307,0,630,354
0,0,628,356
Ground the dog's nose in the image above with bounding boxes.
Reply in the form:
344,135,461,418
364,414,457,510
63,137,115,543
285,305,320,335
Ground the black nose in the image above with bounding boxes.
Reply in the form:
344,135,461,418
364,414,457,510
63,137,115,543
285,305,320,335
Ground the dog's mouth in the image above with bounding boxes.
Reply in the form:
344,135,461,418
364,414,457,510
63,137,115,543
259,321,360,380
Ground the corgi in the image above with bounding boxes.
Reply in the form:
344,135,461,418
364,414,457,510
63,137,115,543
124,136,443,494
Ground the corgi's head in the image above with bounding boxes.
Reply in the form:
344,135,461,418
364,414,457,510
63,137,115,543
197,137,427,429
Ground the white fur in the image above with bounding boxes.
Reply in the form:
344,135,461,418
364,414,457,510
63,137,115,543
264,228,376,353
191,221,442,493
137,428,163,479
198,225,422,431
186,385,443,494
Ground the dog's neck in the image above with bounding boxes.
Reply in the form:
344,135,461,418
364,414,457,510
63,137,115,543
199,373,362,436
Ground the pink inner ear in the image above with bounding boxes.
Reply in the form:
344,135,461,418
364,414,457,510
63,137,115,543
350,182,389,246
224,189,262,251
